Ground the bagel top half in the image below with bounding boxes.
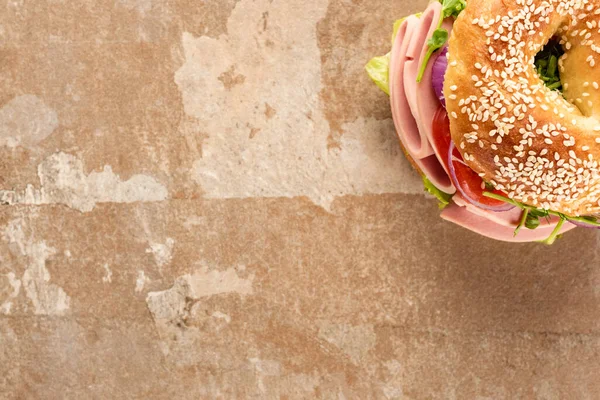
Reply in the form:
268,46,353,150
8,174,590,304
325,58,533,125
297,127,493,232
444,0,600,216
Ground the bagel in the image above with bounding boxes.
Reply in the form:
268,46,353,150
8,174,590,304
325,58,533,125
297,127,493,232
445,0,600,216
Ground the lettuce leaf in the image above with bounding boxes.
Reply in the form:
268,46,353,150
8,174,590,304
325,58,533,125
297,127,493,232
365,53,391,95
423,176,452,209
440,0,466,18
534,38,564,92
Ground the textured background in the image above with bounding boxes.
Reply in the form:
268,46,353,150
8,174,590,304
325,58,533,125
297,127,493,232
1,0,600,398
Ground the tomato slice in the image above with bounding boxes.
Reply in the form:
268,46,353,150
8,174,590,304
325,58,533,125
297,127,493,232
431,106,508,208
431,107,452,171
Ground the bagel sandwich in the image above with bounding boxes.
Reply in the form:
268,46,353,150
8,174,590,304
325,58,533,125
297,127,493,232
366,0,600,243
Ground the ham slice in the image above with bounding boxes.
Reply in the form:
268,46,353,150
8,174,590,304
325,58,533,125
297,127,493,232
391,15,432,159
405,3,454,176
441,203,576,242
452,194,523,227
390,12,454,193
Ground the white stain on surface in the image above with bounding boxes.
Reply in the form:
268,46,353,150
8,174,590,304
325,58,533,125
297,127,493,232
175,0,422,211
102,263,113,283
21,242,70,315
146,238,175,272
146,265,254,321
318,323,376,364
0,273,22,314
382,360,404,399
0,152,168,212
3,219,71,316
118,0,153,14
135,270,149,293
184,266,253,298
146,265,254,360
147,266,253,310
183,216,206,229
249,358,283,394
211,311,231,323
0,95,59,148
4,218,26,255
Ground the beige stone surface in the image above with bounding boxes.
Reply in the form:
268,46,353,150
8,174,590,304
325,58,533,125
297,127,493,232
1,0,600,399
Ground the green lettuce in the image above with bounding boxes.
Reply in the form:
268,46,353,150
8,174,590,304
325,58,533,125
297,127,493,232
534,38,564,91
440,0,466,18
365,53,391,95
423,176,452,209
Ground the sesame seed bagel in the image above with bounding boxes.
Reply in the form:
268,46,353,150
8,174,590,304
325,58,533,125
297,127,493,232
444,0,600,216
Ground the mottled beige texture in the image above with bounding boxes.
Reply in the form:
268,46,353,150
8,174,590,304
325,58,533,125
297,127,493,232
1,0,600,399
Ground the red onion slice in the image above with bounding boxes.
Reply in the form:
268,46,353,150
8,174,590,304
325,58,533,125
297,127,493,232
432,46,448,107
447,141,515,212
